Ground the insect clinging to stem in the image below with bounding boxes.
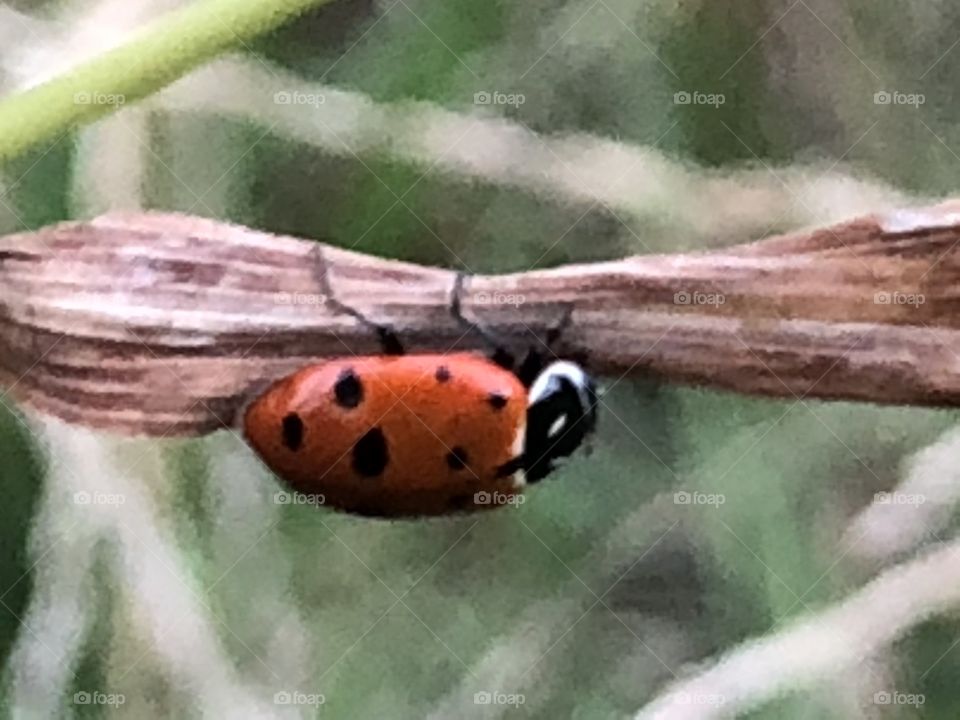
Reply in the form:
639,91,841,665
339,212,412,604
243,282,599,518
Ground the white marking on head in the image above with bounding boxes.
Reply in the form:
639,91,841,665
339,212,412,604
547,415,567,439
528,361,592,410
510,417,526,489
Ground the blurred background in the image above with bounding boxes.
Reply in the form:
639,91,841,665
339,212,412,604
2,0,960,717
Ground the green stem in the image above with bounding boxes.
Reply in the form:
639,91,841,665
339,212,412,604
0,0,332,163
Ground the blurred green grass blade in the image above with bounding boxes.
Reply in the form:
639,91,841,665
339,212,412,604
0,404,44,676
0,0,333,163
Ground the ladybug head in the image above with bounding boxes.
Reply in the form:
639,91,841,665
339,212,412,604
522,361,599,483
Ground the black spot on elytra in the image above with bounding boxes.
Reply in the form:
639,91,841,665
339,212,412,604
352,428,388,477
334,368,363,408
446,447,469,471
488,392,508,410
435,365,451,383
281,413,303,451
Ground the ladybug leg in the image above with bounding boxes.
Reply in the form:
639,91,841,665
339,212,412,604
515,304,580,388
323,295,405,355
490,347,516,372
329,300,404,355
451,273,515,370
315,248,405,355
514,350,545,388
374,326,405,356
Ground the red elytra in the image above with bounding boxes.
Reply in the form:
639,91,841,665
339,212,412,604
243,353,529,518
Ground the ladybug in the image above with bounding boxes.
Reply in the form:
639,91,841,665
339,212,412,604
243,324,598,518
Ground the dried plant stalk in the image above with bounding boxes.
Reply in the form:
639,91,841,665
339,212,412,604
2,205,960,436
